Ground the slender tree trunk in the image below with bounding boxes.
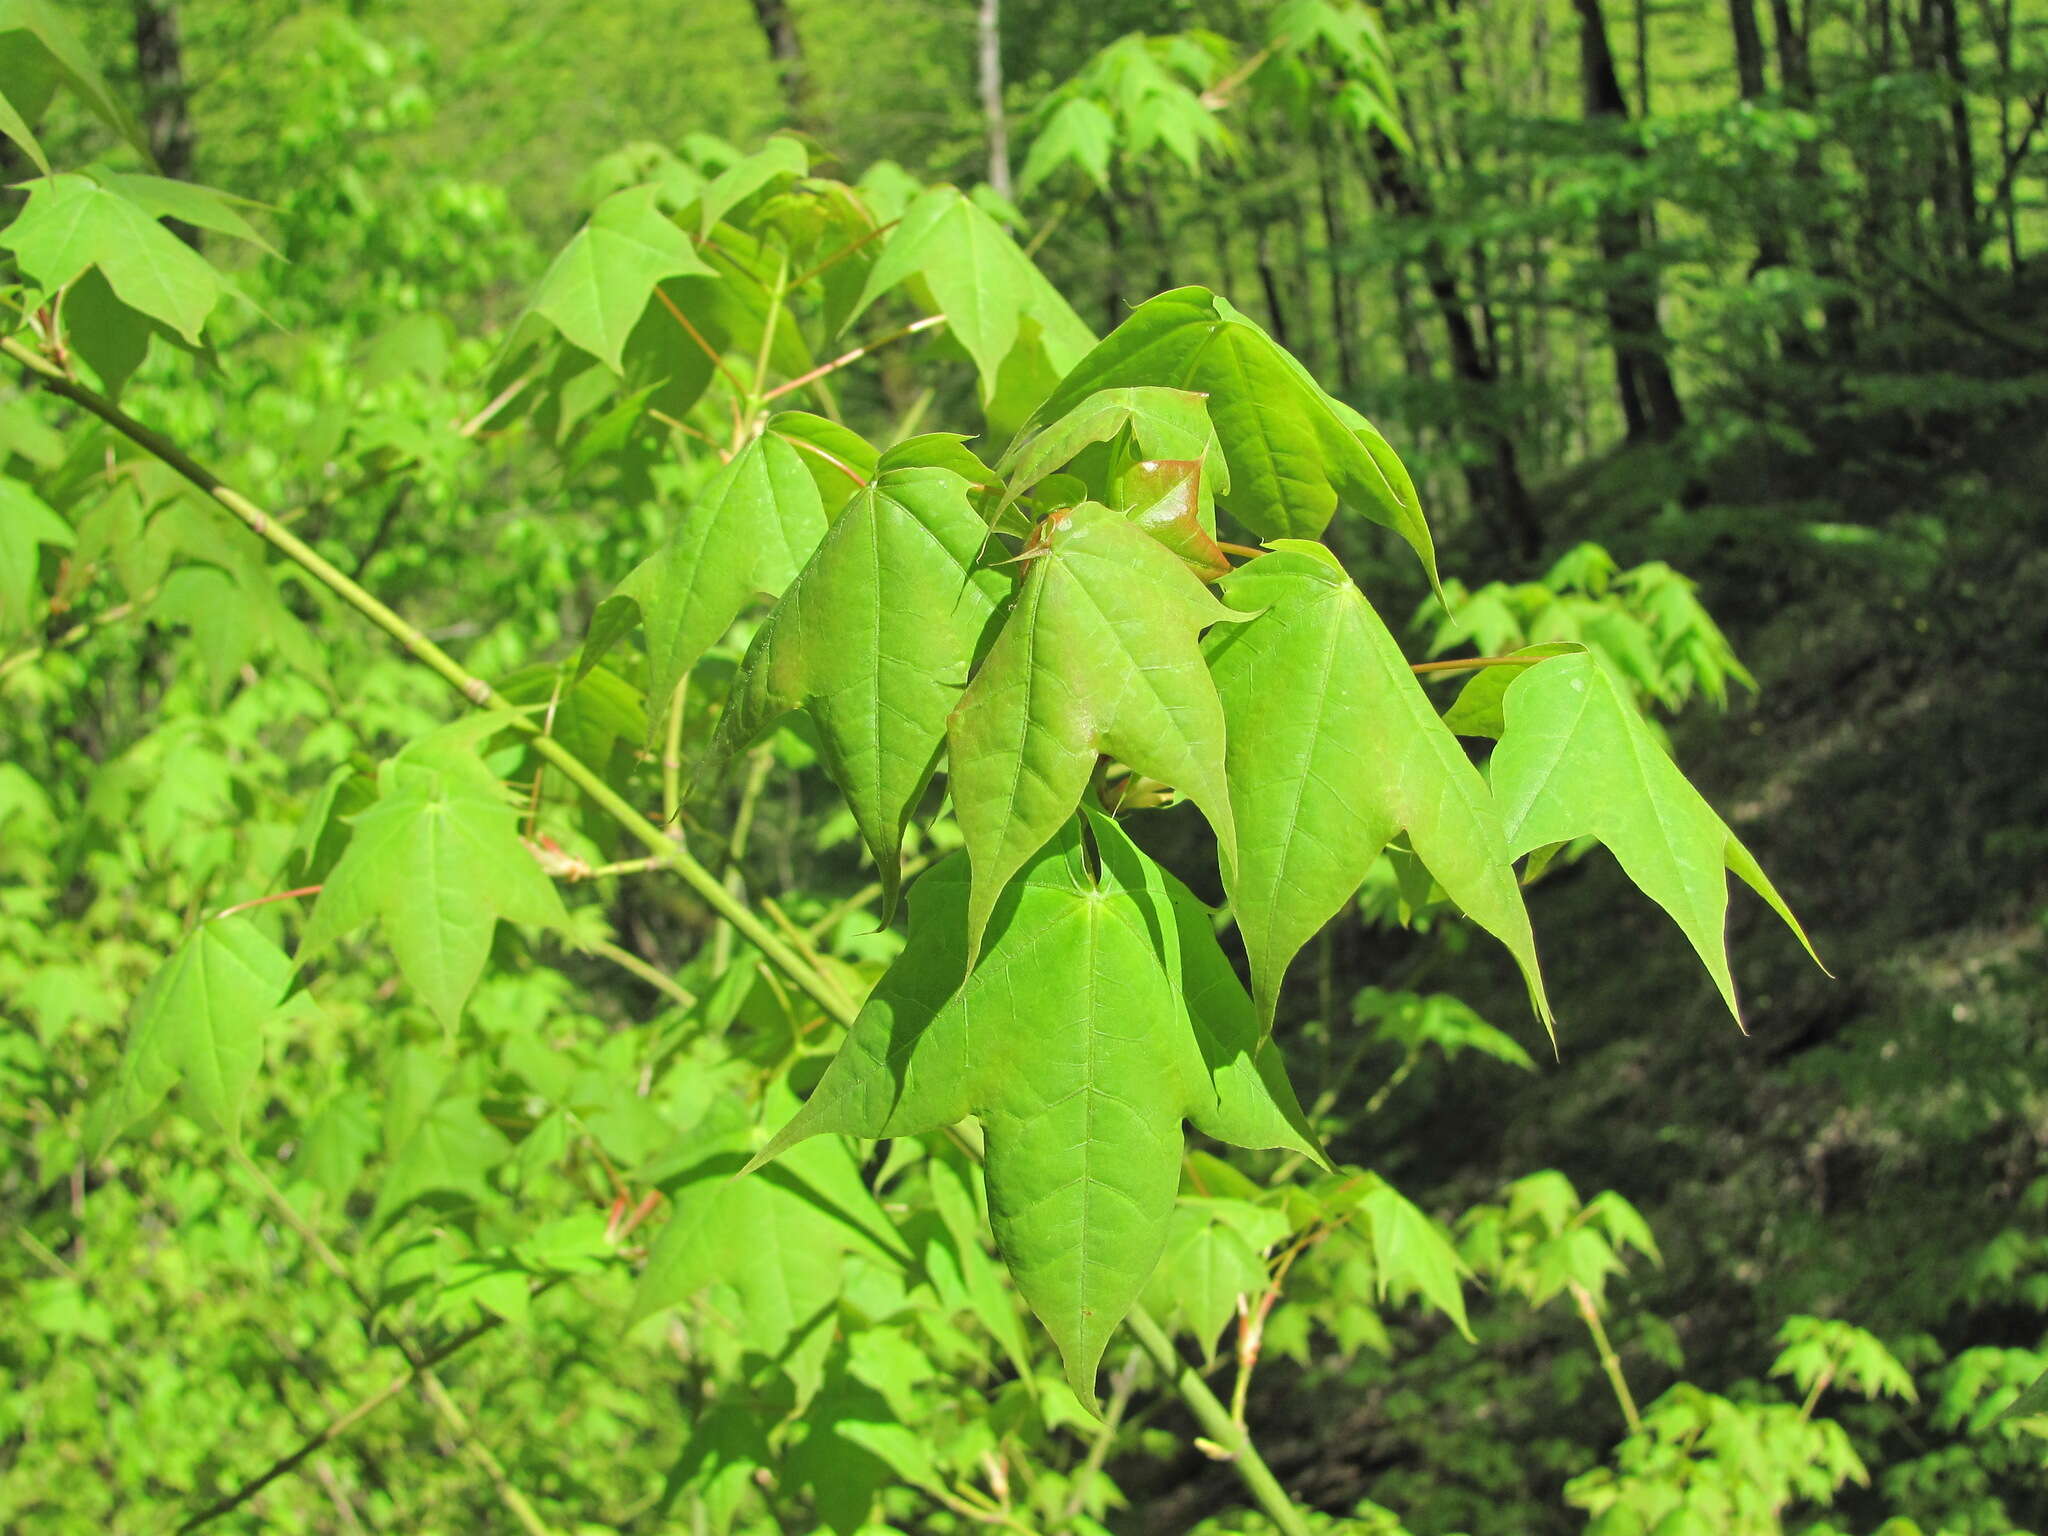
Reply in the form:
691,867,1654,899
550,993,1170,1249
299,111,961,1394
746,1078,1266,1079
1573,0,1685,440
1368,136,1543,557
1315,133,1359,391
132,0,198,242
1929,0,1980,260
1728,0,1768,103
977,0,1011,201
749,0,815,129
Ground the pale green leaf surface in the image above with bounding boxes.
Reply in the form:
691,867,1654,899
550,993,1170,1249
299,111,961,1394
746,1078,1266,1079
0,81,47,174
0,474,71,631
2,173,220,342
1016,288,1435,584
1490,649,1819,1021
374,1095,512,1225
947,501,1245,966
1205,550,1548,1028
530,183,713,371
749,810,1319,1402
847,185,1094,414
0,0,152,163
1141,1202,1270,1357
1361,1178,1474,1338
632,1128,902,1376
695,134,807,235
299,733,568,1029
995,385,1226,518
100,917,290,1150
96,172,279,256
714,464,1005,923
618,432,828,743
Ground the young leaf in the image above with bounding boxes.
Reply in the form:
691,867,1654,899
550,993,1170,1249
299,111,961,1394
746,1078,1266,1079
845,185,1094,415
617,431,828,742
1205,548,1548,1028
1015,287,1435,586
529,183,714,371
2,173,221,343
995,385,1226,519
99,917,291,1151
299,726,569,1029
1117,458,1230,582
1359,1177,1475,1338
712,463,1006,924
0,475,71,631
1488,648,1819,1021
373,1093,512,1226
747,810,1321,1404
947,500,1246,967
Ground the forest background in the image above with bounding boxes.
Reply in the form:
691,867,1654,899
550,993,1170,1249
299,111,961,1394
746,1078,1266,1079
4,0,2048,1532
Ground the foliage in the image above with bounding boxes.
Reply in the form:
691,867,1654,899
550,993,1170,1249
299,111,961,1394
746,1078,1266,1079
3,2,2047,1535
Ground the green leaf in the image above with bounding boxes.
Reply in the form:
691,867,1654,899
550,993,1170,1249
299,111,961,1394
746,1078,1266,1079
574,593,640,684
529,184,714,371
1359,1176,1473,1338
1018,98,1116,196
749,810,1321,1402
0,0,153,166
696,134,808,235
618,431,828,743
995,385,1226,519
633,1127,904,1372
100,917,290,1151
713,463,1006,924
1205,549,1548,1028
1489,648,1819,1022
947,501,1245,967
1015,288,1434,584
1142,1201,1272,1357
0,474,71,631
375,1094,512,1226
1438,643,1581,739
299,724,569,1029
1,173,221,343
94,173,279,256
846,185,1095,417
0,80,47,175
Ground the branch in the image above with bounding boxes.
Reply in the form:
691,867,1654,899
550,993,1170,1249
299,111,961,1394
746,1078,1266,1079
7,327,1325,1536
2,332,853,1030
1123,1306,1316,1536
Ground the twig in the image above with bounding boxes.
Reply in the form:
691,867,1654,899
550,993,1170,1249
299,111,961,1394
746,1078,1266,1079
174,1314,504,1534
579,935,697,1010
213,885,323,921
760,314,947,403
1409,654,1544,676
1569,1280,1642,1435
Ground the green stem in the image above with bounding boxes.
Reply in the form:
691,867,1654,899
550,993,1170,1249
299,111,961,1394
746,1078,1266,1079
2,333,851,1029
1569,1281,1643,1435
581,936,696,1010
1124,1306,1315,1536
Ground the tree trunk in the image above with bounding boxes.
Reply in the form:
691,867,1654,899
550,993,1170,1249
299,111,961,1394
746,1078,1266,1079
132,0,198,242
1315,133,1359,391
749,0,815,130
1573,0,1686,441
1929,0,1980,261
977,0,1011,201
1368,136,1543,558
